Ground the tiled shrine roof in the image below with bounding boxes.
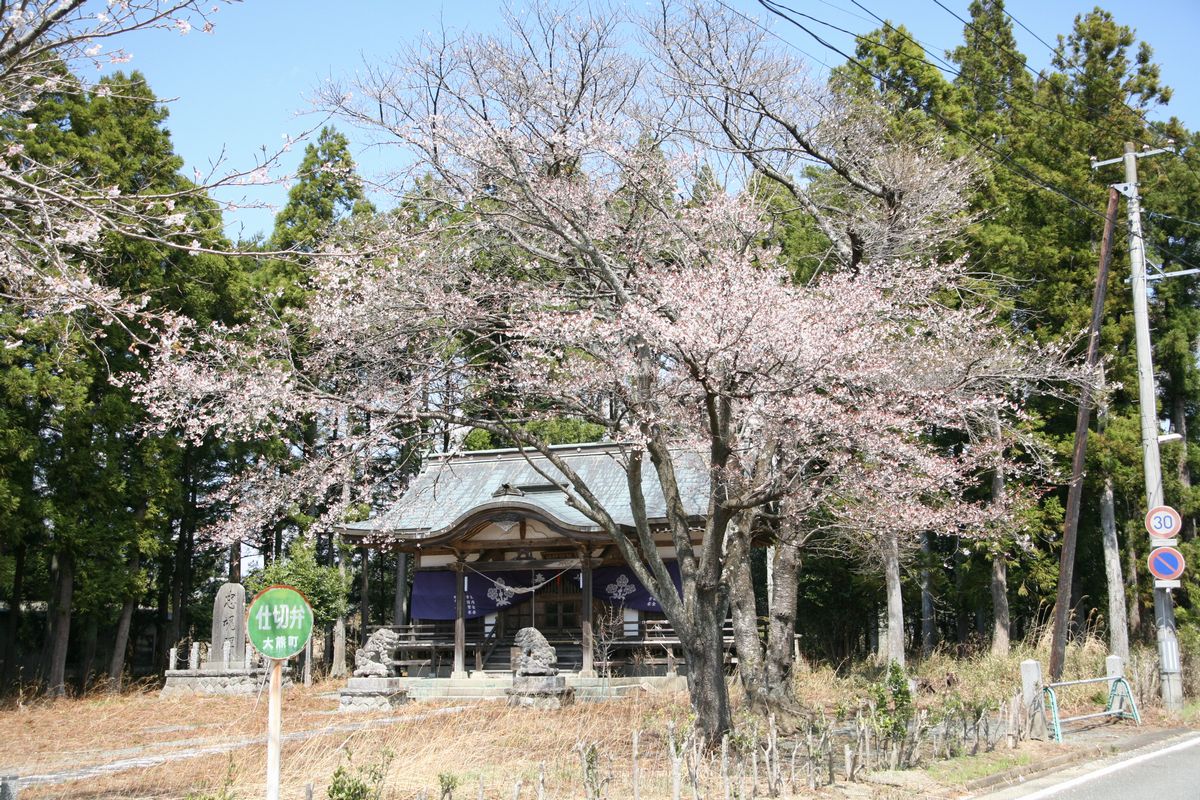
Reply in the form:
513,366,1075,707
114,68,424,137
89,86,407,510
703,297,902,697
341,442,709,542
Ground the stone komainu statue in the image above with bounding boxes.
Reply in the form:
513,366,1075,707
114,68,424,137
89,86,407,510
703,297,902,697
353,628,400,677
513,627,558,676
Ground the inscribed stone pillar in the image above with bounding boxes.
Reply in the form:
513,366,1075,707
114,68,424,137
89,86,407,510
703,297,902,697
209,583,246,667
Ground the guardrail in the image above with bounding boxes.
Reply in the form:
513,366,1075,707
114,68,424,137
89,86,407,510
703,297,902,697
1020,655,1140,743
1042,674,1140,742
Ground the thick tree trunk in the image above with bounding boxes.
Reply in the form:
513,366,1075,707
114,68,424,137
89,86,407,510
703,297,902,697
953,550,969,652
1127,545,1142,636
1,541,25,687
1173,395,1194,541
990,557,1010,656
154,549,172,674
764,541,800,697
108,551,141,692
679,589,732,741
47,552,74,697
228,540,241,583
727,533,766,703
990,463,1011,656
882,532,905,668
920,533,936,659
169,517,194,647
1101,477,1130,662
108,597,136,691
78,615,98,693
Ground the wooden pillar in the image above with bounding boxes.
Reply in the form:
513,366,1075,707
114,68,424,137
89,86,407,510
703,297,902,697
393,551,409,625
359,546,369,646
453,559,467,678
580,555,595,677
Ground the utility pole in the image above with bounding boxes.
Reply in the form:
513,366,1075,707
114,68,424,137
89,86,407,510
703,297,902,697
1091,141,1183,712
1048,187,1119,682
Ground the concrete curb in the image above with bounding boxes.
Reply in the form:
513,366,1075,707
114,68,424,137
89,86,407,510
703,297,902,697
962,727,1195,794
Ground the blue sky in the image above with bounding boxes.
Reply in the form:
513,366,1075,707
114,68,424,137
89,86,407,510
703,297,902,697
101,1,1200,240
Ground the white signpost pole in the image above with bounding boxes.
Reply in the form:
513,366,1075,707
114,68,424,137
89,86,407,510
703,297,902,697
266,658,283,800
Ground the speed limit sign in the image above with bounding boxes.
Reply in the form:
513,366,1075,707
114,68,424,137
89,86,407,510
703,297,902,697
1145,506,1183,540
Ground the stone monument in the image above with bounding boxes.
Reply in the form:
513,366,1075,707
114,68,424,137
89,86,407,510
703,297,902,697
161,583,275,696
207,582,246,667
339,628,409,712
506,627,574,708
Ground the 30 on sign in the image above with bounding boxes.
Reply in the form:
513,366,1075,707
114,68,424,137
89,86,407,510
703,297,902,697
1145,506,1183,539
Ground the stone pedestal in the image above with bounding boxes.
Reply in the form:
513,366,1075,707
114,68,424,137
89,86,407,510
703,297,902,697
506,673,575,709
338,676,410,712
160,666,285,696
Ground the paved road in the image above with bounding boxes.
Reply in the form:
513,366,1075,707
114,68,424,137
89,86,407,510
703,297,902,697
978,733,1200,800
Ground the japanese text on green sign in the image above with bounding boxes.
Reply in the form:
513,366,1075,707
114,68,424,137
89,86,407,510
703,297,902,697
247,585,313,661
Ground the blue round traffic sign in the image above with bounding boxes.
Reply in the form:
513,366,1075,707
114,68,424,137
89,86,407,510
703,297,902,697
1147,547,1186,581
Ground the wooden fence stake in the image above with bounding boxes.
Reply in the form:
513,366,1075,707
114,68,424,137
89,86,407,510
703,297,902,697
632,729,641,800
721,735,730,800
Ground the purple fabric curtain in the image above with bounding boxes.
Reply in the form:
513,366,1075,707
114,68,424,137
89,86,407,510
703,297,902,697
592,561,682,612
411,561,683,620
410,569,536,620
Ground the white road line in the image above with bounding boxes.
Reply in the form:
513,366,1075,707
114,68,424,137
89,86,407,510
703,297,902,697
1009,734,1200,800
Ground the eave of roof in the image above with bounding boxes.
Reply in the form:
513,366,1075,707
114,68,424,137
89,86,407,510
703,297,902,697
339,442,709,544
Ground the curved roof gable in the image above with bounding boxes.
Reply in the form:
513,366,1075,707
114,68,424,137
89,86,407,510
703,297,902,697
342,442,709,541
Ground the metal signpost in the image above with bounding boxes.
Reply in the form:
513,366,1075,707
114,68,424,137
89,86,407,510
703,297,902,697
246,585,314,800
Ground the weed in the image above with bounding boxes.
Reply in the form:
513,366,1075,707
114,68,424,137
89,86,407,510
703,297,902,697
327,749,393,800
185,757,238,800
437,771,459,799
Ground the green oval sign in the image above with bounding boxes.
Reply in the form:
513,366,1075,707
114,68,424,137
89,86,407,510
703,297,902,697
247,585,313,661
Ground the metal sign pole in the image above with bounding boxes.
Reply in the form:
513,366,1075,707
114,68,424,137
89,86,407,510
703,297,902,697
266,658,283,800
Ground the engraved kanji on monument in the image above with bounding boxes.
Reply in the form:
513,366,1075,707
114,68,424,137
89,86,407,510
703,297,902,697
208,582,246,667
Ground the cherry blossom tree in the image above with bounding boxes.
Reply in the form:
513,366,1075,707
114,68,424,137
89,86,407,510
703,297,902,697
646,0,976,271
140,4,1081,736
0,0,305,329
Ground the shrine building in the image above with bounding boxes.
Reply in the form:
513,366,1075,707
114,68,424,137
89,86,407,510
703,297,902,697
339,442,710,679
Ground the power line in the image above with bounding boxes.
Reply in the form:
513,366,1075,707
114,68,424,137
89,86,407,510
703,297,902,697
709,0,835,73
753,0,1200,275
998,3,1200,179
838,0,1172,161
1146,210,1200,231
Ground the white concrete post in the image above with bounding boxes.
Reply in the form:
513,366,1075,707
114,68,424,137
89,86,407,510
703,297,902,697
188,642,200,671
1020,659,1047,740
168,647,178,671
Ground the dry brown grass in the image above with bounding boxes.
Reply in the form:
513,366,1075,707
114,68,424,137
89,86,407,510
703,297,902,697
1,628,1180,800
2,682,720,800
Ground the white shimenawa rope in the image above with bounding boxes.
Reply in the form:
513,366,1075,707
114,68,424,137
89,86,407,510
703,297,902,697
464,563,576,594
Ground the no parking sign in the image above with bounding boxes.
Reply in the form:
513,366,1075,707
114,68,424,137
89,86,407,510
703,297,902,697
1148,547,1186,582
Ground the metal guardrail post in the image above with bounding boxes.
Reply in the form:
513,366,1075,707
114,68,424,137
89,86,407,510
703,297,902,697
1042,685,1063,743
